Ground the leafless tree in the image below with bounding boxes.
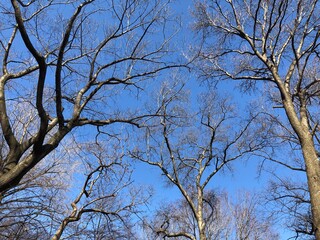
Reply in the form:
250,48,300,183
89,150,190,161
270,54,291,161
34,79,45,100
0,86,150,238
131,81,272,240
248,110,315,239
0,128,74,239
52,150,149,240
264,175,314,240
142,191,232,240
143,190,279,240
0,0,183,195
0,132,151,239
193,0,320,238
232,191,279,240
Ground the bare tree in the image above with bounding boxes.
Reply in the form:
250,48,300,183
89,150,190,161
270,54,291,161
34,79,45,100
0,163,65,239
143,190,279,240
193,0,320,237
0,125,75,239
131,81,271,240
52,154,148,240
0,132,151,239
142,191,231,240
264,174,314,240
232,192,279,240
256,118,315,239
0,89,151,238
0,0,182,194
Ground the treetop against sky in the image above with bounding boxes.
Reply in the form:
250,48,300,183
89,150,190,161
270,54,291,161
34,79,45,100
0,0,319,239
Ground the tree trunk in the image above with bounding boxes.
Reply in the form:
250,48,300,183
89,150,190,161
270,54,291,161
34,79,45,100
197,186,207,240
280,88,320,239
197,213,207,240
52,218,71,240
199,227,207,240
300,136,320,238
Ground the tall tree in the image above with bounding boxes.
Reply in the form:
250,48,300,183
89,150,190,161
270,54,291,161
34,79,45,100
193,0,320,237
131,81,271,240
0,0,181,194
